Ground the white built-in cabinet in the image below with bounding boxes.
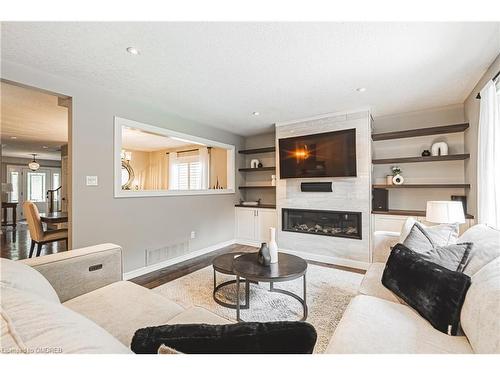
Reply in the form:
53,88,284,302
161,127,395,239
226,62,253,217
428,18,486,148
235,207,277,245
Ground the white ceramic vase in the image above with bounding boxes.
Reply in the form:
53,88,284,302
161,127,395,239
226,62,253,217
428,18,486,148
269,227,278,263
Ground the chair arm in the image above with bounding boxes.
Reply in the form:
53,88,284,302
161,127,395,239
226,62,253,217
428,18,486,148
372,231,400,263
21,243,123,302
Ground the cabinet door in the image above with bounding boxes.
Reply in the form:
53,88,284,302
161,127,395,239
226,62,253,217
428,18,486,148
256,209,277,242
235,208,256,241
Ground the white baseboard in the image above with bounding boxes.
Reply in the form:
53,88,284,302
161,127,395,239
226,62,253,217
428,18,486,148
234,238,261,247
276,247,370,271
123,239,236,280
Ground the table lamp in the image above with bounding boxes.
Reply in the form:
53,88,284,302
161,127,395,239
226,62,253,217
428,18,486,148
425,201,465,224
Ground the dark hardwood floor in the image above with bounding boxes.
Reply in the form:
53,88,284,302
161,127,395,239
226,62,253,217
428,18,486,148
1,221,67,260
131,243,365,289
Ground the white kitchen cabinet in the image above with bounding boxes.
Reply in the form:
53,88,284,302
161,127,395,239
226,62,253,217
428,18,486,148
235,207,277,245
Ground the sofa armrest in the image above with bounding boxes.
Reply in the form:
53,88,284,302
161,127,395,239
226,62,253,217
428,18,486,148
21,243,123,302
372,231,400,263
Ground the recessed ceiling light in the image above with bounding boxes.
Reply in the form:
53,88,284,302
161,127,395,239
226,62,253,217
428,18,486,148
355,87,367,92
252,112,260,116
42,146,49,149
126,47,140,55
10,136,17,139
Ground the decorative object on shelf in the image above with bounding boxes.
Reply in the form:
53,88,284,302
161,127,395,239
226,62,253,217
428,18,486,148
391,166,404,185
250,159,260,168
421,149,431,157
451,195,467,216
386,175,393,185
271,175,276,186
268,227,278,264
431,142,448,156
258,162,263,168
257,242,271,266
28,154,40,171
425,201,465,224
239,199,261,206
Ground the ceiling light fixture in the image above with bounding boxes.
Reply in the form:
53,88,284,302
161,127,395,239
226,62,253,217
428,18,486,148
10,136,17,139
252,112,260,116
28,154,40,171
42,146,49,149
126,47,140,55
355,87,367,92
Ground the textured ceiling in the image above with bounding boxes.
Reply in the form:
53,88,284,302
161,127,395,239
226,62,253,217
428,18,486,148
1,22,499,136
1,82,68,160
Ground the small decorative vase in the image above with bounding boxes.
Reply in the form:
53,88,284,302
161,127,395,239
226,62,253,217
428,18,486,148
386,175,393,185
268,227,278,264
421,149,431,157
431,142,448,156
271,175,276,186
258,162,263,168
257,243,271,266
250,159,260,168
392,174,404,185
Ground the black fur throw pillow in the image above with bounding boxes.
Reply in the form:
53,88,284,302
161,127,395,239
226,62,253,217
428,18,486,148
382,244,471,335
131,321,317,354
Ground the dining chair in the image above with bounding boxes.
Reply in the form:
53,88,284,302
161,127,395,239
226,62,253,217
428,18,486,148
23,201,68,257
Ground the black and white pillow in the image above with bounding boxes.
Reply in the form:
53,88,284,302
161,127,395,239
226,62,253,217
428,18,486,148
403,222,472,272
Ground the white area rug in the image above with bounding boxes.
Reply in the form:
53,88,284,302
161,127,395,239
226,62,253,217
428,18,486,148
153,263,363,353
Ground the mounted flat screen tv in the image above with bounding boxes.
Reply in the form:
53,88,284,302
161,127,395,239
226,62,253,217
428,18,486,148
279,128,357,179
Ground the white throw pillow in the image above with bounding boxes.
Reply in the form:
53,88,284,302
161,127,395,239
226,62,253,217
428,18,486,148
399,217,459,245
1,285,131,354
0,258,59,303
458,224,500,276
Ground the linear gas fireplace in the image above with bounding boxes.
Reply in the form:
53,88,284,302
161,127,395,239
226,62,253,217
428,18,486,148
282,208,362,240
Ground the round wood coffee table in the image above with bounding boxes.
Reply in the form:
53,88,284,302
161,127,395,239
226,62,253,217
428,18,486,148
212,252,251,309
232,252,308,322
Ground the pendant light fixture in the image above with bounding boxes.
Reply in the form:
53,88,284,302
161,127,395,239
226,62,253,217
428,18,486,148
28,154,40,171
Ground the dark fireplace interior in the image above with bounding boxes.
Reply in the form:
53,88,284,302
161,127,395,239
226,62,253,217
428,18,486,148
282,208,362,240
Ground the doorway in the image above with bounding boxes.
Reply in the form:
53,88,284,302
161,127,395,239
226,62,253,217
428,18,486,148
1,80,72,260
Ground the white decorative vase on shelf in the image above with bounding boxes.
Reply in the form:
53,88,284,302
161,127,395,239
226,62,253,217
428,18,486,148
269,227,278,264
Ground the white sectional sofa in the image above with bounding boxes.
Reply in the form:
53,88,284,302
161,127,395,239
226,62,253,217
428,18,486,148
326,224,500,354
1,244,231,354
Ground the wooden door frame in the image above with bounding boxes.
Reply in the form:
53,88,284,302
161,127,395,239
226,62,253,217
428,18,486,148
1,78,73,249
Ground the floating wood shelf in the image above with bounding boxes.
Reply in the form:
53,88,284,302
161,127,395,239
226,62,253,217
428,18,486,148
238,167,276,172
372,123,469,141
372,154,470,164
235,204,276,209
238,147,276,155
373,184,470,189
238,186,276,189
372,209,474,219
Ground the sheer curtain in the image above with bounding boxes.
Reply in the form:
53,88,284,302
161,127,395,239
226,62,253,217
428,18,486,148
168,151,179,190
477,79,500,228
199,147,210,190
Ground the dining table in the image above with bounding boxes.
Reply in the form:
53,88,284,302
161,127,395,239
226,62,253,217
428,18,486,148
40,211,69,224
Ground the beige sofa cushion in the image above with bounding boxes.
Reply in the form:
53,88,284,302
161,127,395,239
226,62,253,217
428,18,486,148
458,224,500,276
1,285,130,354
0,258,59,304
460,256,500,353
358,262,404,304
167,306,233,325
63,281,184,346
326,295,473,354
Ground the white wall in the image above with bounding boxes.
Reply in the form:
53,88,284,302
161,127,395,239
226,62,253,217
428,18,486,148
1,60,244,273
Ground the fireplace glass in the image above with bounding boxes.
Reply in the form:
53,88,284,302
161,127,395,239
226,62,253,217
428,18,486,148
282,208,362,240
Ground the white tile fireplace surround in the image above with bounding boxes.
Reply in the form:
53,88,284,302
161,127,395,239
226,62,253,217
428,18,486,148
275,110,372,269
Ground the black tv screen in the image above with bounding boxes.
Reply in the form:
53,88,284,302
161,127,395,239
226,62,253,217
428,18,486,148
279,129,357,179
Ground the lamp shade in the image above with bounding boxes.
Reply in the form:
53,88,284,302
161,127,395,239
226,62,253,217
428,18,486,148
426,201,465,224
